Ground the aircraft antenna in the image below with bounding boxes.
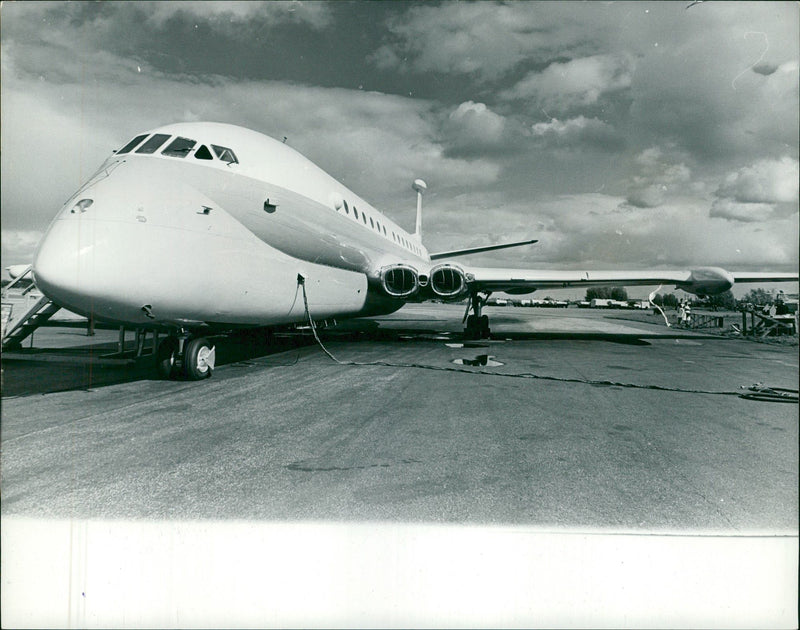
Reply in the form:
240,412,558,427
412,179,427,241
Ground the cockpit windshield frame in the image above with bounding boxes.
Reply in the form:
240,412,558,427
118,132,240,166
162,137,197,158
116,134,149,154
135,134,171,154
211,145,239,165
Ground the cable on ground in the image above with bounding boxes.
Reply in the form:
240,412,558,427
299,278,796,402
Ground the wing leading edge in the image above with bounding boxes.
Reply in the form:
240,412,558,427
460,266,798,296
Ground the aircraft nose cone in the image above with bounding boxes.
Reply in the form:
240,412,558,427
33,216,97,313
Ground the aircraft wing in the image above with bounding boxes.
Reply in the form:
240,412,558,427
458,266,798,296
730,271,800,284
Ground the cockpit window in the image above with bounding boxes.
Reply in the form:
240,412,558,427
135,134,171,154
211,145,238,164
194,145,213,160
116,134,148,154
162,137,197,158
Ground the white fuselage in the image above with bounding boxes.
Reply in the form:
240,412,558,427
34,122,429,329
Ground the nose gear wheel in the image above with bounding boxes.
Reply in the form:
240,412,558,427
155,335,215,380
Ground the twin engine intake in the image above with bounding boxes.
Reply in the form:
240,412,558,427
380,264,419,298
380,263,468,300
429,264,468,298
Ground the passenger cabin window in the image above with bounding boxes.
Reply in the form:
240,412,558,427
353,207,359,220
117,134,149,154
212,145,238,164
162,137,196,158
343,200,349,214
194,145,213,160
135,134,171,154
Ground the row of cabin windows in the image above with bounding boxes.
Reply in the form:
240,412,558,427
115,133,238,164
337,199,422,255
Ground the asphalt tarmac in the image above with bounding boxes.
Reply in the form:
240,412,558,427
2,304,797,530
2,304,797,627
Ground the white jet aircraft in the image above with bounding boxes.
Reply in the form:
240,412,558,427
31,122,798,379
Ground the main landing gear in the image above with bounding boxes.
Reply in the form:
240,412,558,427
463,290,491,340
156,332,216,380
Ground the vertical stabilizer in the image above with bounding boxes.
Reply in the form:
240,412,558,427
412,179,427,241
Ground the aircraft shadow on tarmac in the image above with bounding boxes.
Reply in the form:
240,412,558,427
1,328,312,398
0,321,705,397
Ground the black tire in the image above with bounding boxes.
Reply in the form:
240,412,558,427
156,336,179,380
183,337,215,380
465,315,479,340
479,315,490,338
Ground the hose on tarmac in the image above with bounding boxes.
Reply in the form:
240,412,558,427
298,277,797,403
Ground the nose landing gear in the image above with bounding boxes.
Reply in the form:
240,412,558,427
185,337,216,380
156,333,215,380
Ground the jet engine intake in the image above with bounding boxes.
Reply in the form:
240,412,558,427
430,264,468,300
380,264,419,298
679,267,735,296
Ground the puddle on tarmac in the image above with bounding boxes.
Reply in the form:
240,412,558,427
446,342,490,349
452,354,504,367
399,333,454,341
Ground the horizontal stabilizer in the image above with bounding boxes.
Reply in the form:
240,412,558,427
430,239,538,261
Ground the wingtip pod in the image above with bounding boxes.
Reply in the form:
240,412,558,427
680,267,800,295
679,267,735,296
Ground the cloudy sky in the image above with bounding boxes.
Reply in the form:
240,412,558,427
2,1,798,293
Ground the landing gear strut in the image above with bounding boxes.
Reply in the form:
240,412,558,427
156,332,215,380
463,290,491,340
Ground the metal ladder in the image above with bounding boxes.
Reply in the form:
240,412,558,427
1,264,33,299
2,295,62,349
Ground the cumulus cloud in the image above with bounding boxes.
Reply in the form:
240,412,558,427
0,230,43,267
716,157,799,204
441,101,506,153
627,7,799,163
709,157,799,223
145,1,332,30
501,54,634,111
424,190,797,270
370,2,613,80
624,147,692,208
529,116,620,150
709,200,775,223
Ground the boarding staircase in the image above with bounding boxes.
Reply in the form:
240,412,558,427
2,295,62,349
1,265,62,349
